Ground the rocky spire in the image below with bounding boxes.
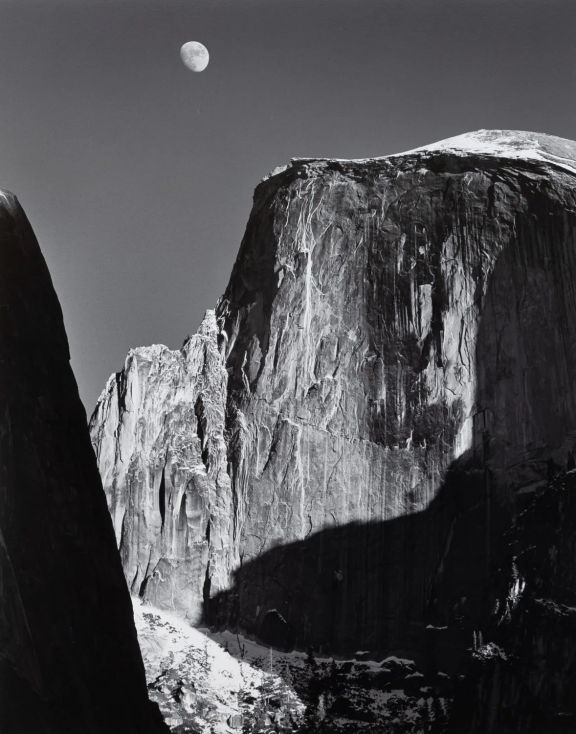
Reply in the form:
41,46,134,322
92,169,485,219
0,190,168,733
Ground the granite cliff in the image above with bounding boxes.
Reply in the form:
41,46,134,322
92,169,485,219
91,130,576,729
0,190,168,733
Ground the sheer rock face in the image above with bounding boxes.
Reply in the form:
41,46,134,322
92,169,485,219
92,313,233,618
0,191,167,734
91,131,576,666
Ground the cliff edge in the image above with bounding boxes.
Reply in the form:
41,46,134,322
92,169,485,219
0,190,168,733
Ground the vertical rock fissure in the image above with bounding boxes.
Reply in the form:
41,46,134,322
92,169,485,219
159,466,166,532
138,549,153,599
194,395,210,472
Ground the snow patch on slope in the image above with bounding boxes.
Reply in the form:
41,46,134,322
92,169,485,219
133,598,304,732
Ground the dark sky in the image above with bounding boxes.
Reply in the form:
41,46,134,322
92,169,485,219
1,0,574,413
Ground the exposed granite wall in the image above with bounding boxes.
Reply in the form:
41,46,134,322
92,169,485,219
91,132,576,668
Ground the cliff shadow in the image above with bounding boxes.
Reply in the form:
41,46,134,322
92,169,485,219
204,452,509,675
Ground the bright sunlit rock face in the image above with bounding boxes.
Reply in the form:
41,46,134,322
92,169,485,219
91,130,576,668
91,311,233,624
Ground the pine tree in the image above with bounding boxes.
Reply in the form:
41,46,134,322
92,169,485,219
430,695,448,734
300,648,322,733
418,696,431,734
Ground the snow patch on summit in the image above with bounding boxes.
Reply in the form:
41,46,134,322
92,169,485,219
390,129,576,176
282,129,576,178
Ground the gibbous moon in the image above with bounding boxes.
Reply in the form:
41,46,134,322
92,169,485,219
180,41,209,72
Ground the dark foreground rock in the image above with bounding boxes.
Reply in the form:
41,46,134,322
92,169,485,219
449,470,576,734
0,190,168,733
91,130,576,730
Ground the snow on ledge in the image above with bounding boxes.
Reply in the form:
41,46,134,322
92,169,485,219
274,130,576,178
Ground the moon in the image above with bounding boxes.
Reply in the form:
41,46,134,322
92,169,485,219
180,42,209,72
